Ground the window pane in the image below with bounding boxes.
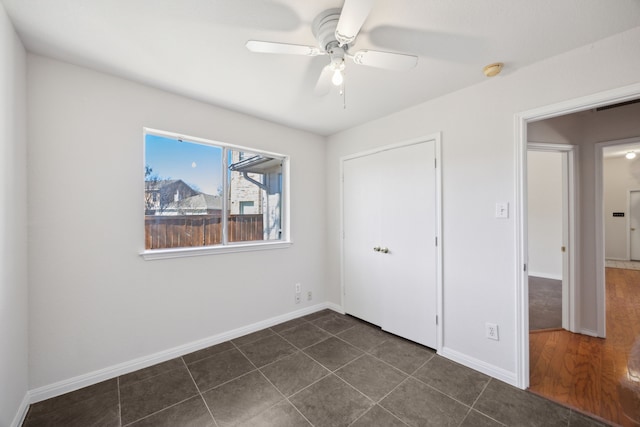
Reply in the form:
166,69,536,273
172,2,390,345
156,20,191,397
144,134,223,249
228,150,283,242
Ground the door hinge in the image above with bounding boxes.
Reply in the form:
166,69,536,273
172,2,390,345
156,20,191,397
524,263,527,272
434,158,437,169
435,236,438,246
436,315,438,325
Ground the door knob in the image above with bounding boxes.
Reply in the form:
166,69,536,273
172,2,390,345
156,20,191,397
373,246,381,252
380,247,389,254
633,228,637,231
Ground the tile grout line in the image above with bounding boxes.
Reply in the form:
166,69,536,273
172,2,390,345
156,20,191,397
408,372,474,412
119,357,203,426
120,395,199,427
118,358,186,387
255,368,316,426
348,404,412,427
117,376,122,427
462,378,510,427
456,407,474,427
180,357,219,427
197,366,261,395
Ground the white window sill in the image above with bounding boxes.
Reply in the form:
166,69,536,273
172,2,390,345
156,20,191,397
140,240,292,260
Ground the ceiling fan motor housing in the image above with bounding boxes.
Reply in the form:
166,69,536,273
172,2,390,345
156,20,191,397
312,9,347,52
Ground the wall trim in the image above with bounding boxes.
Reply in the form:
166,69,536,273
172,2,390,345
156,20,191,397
439,346,517,387
10,392,30,427
580,328,599,337
28,303,337,404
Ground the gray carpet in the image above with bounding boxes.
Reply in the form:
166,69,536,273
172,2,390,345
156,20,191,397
529,276,562,330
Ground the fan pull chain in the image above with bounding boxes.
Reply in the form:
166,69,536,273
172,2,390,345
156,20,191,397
340,83,346,109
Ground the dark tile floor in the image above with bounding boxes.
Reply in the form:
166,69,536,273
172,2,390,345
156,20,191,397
22,309,610,427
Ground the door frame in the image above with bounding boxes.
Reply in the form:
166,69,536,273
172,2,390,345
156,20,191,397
595,136,640,263
339,133,443,352
527,143,578,332
514,82,640,389
629,187,640,260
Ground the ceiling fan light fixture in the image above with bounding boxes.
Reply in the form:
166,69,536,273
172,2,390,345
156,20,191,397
626,151,636,159
483,62,504,77
332,69,344,86
247,2,418,97
330,57,346,86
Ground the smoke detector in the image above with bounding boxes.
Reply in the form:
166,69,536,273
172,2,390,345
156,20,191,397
483,62,504,77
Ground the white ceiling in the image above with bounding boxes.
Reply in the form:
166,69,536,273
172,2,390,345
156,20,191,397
2,0,640,136
604,143,640,159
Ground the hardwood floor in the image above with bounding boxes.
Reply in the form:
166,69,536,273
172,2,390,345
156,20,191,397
529,267,640,426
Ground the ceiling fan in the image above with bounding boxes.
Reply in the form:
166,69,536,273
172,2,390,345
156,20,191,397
246,0,418,95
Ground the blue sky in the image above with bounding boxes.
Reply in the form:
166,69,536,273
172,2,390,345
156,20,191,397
145,134,222,195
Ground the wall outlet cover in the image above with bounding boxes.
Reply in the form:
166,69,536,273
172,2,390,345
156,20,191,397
486,322,499,340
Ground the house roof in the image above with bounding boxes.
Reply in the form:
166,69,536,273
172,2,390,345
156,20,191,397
144,179,181,191
2,0,639,135
166,193,222,211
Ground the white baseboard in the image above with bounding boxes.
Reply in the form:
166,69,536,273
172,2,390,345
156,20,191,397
580,328,599,337
528,271,562,281
439,346,518,388
10,392,30,427
325,301,344,314
29,303,338,404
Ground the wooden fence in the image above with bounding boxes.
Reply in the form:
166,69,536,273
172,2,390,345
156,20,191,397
145,214,263,249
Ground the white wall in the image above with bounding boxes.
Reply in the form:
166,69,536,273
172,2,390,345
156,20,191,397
0,2,28,426
27,55,326,389
326,26,640,381
527,151,563,279
604,156,640,260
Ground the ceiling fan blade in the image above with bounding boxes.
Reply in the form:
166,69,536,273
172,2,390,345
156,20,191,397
335,0,375,46
350,49,418,70
314,65,333,96
246,40,322,56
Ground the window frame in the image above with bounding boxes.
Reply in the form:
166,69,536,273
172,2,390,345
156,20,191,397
141,128,291,260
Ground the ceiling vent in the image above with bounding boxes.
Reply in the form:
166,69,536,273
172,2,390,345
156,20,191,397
595,98,640,112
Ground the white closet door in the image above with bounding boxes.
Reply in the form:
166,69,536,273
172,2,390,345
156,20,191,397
343,140,438,349
343,152,383,326
379,141,437,347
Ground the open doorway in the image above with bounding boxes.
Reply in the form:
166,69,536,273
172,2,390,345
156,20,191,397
601,139,640,265
527,145,576,333
516,92,640,424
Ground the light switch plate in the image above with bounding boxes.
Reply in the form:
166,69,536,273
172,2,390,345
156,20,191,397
495,202,509,219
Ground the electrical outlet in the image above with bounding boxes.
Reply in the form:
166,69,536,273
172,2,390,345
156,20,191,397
295,283,301,294
307,291,312,301
295,293,301,304
486,323,499,340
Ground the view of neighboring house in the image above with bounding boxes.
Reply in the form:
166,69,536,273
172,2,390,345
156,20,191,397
144,179,200,215
228,152,283,240
164,193,222,216
229,151,264,215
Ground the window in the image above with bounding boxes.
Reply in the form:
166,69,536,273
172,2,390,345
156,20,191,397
142,129,289,259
